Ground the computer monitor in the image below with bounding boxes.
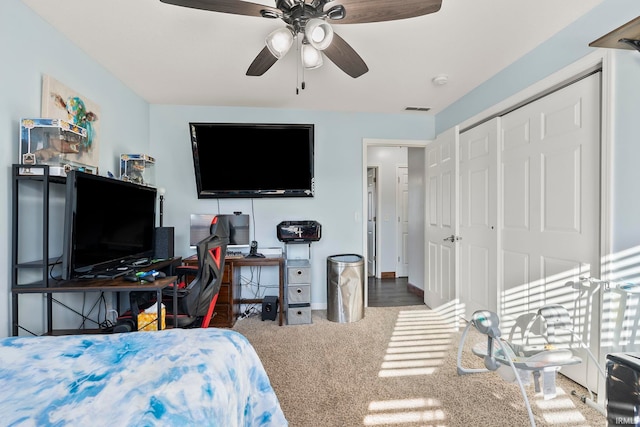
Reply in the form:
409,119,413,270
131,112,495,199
190,213,250,248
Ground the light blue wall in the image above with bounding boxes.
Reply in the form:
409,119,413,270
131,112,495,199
150,106,433,309
9,0,639,336
610,51,640,264
436,0,640,134
1,0,434,336
1,0,150,337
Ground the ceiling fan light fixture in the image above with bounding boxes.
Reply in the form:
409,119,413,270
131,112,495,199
265,27,294,59
301,43,323,69
305,18,333,51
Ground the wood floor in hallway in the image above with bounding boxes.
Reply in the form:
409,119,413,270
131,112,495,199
367,276,424,307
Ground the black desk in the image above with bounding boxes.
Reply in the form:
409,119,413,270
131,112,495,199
11,258,181,336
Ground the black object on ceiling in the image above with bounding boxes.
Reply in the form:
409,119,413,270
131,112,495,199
590,16,640,53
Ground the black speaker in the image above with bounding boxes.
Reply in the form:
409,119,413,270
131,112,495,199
262,296,278,321
154,227,174,260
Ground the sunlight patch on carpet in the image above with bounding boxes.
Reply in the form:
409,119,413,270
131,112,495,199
378,309,453,378
386,344,450,354
384,351,448,361
364,398,446,425
368,398,441,411
534,394,588,424
541,410,587,424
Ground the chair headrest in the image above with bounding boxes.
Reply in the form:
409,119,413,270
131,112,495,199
471,310,501,339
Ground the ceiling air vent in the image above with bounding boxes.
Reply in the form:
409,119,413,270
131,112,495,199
404,106,431,112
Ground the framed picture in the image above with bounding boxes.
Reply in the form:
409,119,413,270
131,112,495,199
41,75,100,169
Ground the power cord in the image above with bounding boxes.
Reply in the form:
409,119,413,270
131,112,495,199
239,305,261,319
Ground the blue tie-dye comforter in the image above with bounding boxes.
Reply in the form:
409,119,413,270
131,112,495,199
0,328,287,426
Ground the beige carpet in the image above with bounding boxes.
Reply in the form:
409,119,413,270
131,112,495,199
233,306,606,427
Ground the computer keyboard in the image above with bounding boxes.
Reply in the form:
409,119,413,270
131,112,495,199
226,250,244,259
79,269,132,279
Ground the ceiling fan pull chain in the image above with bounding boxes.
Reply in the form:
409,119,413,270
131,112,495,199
299,36,307,91
296,36,301,94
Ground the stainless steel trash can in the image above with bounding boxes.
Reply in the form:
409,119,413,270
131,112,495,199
327,254,364,323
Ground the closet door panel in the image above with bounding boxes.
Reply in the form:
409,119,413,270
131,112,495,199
459,119,498,319
500,73,601,390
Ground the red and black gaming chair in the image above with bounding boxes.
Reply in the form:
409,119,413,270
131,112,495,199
164,215,229,328
113,216,228,332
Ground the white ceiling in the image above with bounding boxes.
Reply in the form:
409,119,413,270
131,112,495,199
21,0,605,115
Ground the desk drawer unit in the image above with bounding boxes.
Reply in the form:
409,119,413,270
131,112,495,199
210,303,233,327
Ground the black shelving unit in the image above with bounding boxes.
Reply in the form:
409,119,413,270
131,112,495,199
11,164,183,336
11,164,66,335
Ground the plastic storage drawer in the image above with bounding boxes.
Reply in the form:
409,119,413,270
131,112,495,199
287,260,311,284
287,284,311,304
287,304,312,325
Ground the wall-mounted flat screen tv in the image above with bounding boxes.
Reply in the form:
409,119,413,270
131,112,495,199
189,122,314,198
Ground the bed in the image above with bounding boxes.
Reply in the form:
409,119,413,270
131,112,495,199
0,328,287,426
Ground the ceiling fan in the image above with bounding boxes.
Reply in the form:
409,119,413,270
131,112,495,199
159,0,442,78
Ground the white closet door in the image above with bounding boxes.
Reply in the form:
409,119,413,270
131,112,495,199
500,73,600,317
500,73,601,389
424,127,458,313
459,118,499,320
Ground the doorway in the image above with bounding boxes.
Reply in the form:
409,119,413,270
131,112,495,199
362,139,429,307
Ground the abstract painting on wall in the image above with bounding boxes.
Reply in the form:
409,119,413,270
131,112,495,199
41,75,101,169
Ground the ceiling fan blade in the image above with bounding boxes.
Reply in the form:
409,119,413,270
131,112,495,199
159,0,278,18
246,47,279,76
326,0,442,24
323,33,368,78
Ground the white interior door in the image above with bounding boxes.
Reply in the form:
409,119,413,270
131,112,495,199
397,166,409,277
500,73,600,314
458,118,499,320
424,127,458,311
367,167,377,277
500,73,601,389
